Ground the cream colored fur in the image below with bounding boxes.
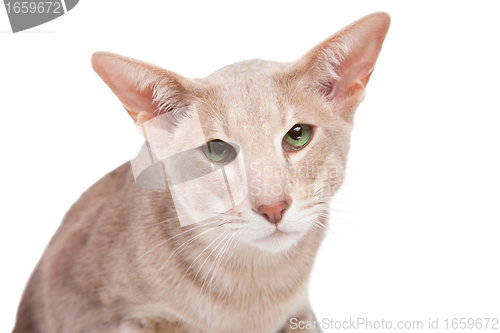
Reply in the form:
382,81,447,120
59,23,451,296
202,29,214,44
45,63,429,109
13,12,390,333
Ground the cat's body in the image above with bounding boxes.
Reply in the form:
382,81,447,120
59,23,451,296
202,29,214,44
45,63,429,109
13,12,390,333
15,162,320,333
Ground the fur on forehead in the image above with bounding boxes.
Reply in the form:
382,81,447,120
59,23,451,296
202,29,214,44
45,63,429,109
191,62,342,142
191,60,287,140
190,60,348,144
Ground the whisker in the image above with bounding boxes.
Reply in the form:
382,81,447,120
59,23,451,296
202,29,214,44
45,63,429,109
126,214,188,229
137,224,225,294
208,233,237,332
126,220,221,268
172,228,228,302
176,231,232,332
254,246,267,269
197,232,234,301
314,220,337,237
318,212,360,228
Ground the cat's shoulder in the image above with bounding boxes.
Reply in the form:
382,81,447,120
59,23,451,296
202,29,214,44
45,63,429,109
60,161,134,227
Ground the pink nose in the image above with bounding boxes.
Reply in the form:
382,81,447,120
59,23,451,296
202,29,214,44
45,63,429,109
258,201,289,224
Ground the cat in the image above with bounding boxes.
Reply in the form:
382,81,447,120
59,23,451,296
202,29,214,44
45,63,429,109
13,12,390,333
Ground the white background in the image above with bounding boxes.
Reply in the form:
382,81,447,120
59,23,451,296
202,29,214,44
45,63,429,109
1,1,499,332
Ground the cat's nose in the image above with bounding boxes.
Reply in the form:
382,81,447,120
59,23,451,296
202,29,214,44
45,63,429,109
258,201,289,224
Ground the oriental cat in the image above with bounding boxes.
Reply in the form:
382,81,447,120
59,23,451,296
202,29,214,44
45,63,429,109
13,12,390,333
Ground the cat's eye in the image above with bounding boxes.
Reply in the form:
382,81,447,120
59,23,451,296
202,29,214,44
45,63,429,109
282,124,312,151
201,140,236,163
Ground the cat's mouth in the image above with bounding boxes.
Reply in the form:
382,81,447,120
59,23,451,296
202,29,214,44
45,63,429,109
258,229,301,243
249,228,304,253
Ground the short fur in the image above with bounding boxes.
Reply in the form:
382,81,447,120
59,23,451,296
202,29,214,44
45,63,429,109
13,12,390,333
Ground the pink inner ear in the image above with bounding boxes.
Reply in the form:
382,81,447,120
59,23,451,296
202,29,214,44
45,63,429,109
329,38,380,99
109,70,159,117
305,12,390,101
91,52,161,122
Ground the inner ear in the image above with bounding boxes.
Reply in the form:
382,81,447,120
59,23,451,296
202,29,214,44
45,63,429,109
293,12,390,102
123,87,158,123
91,51,194,127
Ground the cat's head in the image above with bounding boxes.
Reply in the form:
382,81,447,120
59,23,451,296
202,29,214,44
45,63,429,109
92,12,390,253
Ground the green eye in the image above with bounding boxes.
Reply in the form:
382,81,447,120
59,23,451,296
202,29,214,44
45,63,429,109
202,140,235,163
283,124,312,151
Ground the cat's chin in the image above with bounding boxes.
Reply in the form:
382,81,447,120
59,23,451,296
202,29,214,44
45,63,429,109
251,229,303,253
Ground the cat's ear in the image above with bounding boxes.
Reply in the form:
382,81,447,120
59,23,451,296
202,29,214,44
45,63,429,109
91,52,193,127
293,12,390,109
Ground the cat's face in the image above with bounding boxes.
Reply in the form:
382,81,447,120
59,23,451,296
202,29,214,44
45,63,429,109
92,12,390,253
157,60,350,253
